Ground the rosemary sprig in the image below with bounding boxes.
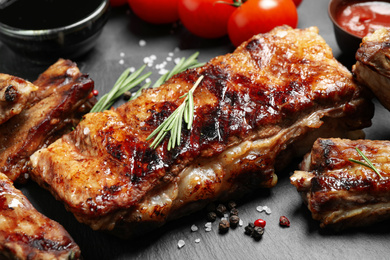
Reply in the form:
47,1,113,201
146,75,204,150
90,52,204,112
349,147,384,179
90,65,151,113
130,52,204,101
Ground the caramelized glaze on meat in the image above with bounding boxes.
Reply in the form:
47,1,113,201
0,74,38,124
30,26,374,238
291,138,390,230
0,172,80,259
0,59,95,182
353,27,390,110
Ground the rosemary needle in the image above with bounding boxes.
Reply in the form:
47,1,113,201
349,147,384,179
90,65,151,113
146,75,204,150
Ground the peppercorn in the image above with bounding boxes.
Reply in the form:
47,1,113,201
227,201,237,210
216,204,227,217
244,223,255,236
219,219,230,233
279,216,290,227
229,208,239,216
229,215,240,228
254,218,266,228
206,211,217,222
252,227,264,240
123,91,132,100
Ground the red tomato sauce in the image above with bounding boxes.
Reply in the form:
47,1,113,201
336,1,390,38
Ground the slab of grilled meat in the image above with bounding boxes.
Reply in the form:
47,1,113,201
30,26,374,238
0,172,80,259
353,27,390,110
0,74,38,124
291,138,390,230
0,59,96,182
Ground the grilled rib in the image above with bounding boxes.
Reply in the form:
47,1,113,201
0,59,95,182
30,26,374,238
291,138,390,230
0,172,80,259
353,27,390,110
0,74,38,124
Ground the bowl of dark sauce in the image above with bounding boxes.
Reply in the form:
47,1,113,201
328,0,390,56
0,0,110,63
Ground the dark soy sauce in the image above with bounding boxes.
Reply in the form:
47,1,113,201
0,0,103,30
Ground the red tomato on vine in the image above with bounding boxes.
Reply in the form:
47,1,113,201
127,0,180,24
227,0,298,47
178,0,236,38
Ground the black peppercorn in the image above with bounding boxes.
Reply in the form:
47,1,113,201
227,201,237,210
244,223,255,236
219,219,230,233
229,208,239,216
229,215,240,228
123,91,132,100
216,204,227,217
206,211,217,222
252,226,264,240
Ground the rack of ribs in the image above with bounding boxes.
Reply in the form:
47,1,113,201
291,138,390,230
0,59,96,183
353,27,390,110
0,172,80,259
30,26,374,238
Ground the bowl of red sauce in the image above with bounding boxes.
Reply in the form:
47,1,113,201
328,0,390,55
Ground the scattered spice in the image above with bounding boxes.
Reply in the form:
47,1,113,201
177,240,185,249
279,216,290,227
230,208,239,216
227,201,237,210
218,219,230,233
256,205,271,214
206,211,217,222
254,218,266,228
205,222,212,232
229,215,240,228
191,224,199,232
252,227,265,240
244,223,255,236
123,91,132,100
216,204,227,217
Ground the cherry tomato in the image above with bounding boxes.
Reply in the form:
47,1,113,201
293,0,302,6
254,218,266,228
178,0,236,38
110,0,127,6
227,0,298,47
128,0,179,24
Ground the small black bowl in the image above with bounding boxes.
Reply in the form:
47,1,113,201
0,0,110,63
328,0,363,56
328,0,390,56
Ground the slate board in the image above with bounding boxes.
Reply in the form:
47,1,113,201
1,1,390,259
